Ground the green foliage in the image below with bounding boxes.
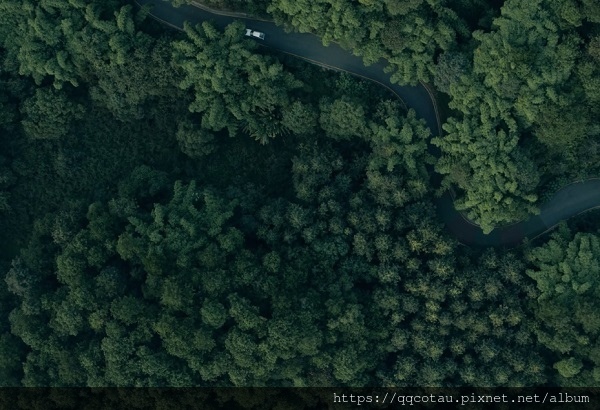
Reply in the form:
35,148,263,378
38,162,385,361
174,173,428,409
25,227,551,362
554,358,583,379
433,115,539,233
589,35,600,62
0,51,25,217
0,0,149,88
175,120,217,158
0,0,598,391
319,97,367,140
470,0,586,147
527,227,600,385
21,87,84,140
267,0,466,84
434,52,470,95
436,0,600,229
281,101,318,135
3,83,555,386
174,21,302,144
167,0,271,17
89,37,181,121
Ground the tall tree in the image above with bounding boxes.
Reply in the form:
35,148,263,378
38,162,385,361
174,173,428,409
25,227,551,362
20,87,85,140
526,226,600,386
433,114,539,233
173,21,302,144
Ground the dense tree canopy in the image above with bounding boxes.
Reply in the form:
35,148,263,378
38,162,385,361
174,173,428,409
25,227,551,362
527,226,600,386
164,0,600,232
266,0,465,85
5,128,553,387
434,0,600,228
174,20,302,144
0,0,598,392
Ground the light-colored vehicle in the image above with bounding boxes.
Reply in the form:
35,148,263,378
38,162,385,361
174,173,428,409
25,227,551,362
245,29,265,40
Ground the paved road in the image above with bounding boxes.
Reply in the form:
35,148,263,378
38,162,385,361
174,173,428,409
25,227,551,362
138,0,600,247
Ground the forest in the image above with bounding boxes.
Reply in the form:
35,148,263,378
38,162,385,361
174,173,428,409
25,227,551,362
0,0,599,391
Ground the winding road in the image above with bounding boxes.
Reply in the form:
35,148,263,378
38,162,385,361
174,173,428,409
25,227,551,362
138,0,600,247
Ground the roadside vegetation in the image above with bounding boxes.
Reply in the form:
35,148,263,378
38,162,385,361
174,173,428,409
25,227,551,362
0,0,599,389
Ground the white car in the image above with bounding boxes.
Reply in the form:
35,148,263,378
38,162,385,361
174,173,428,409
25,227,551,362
245,29,265,40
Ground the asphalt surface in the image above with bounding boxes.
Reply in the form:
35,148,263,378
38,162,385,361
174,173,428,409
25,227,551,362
138,0,600,247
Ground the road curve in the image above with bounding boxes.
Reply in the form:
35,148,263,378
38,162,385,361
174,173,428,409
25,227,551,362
137,0,600,247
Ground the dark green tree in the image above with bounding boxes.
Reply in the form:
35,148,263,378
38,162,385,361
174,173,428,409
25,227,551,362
526,226,600,386
173,21,302,144
20,87,84,140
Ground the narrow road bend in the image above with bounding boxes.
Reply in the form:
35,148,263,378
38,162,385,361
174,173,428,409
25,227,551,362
137,0,600,247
